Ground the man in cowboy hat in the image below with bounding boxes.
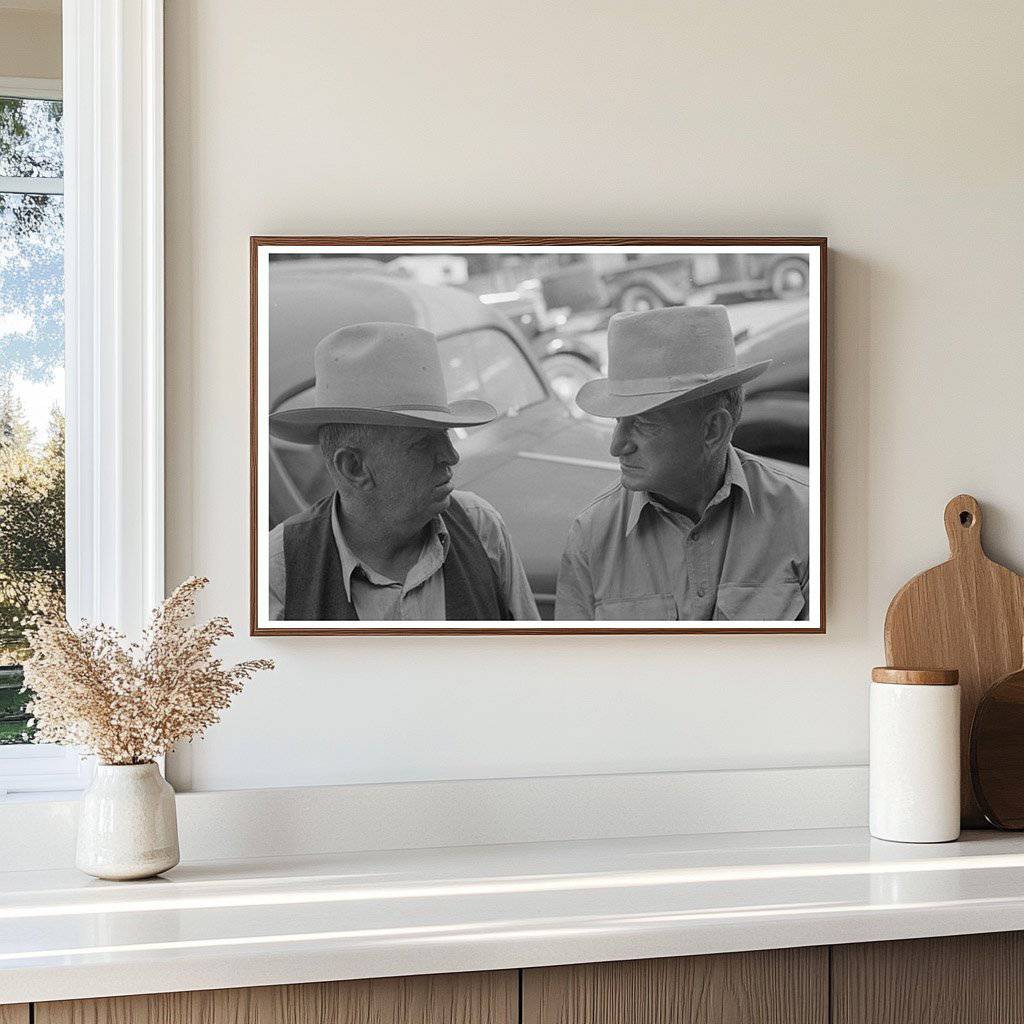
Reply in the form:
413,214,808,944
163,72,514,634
555,305,809,622
268,321,539,621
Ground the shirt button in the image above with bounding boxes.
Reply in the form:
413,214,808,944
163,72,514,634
697,587,706,598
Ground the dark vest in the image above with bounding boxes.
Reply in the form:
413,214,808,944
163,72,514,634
282,493,509,621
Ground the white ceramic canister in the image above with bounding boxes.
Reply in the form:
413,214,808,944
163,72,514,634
76,762,180,880
870,667,961,843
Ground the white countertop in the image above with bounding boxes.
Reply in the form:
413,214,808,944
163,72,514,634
5,826,1024,1004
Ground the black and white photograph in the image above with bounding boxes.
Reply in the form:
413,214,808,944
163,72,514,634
250,238,825,634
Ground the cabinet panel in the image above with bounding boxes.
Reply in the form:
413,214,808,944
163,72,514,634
0,1006,29,1024
523,948,828,1024
833,932,1024,1024
36,970,517,1024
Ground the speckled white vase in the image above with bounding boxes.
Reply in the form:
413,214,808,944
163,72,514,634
76,762,180,880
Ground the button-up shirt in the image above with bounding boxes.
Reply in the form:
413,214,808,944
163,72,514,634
554,447,810,622
269,491,540,621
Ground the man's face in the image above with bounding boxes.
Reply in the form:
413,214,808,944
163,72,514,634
609,401,708,500
367,426,460,528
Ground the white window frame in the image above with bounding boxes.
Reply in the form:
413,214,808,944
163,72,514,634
0,77,60,101
0,1,164,800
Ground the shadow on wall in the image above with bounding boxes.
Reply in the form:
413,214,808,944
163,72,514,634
826,249,872,641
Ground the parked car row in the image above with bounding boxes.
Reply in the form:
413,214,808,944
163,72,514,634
540,253,811,314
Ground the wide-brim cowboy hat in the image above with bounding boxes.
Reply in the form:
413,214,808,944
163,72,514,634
269,321,497,445
576,305,771,419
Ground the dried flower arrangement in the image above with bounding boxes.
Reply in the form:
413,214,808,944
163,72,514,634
22,577,273,765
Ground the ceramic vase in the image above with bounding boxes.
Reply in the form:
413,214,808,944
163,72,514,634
76,762,180,880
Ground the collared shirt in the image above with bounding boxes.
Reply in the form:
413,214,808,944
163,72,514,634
554,447,810,622
269,490,540,621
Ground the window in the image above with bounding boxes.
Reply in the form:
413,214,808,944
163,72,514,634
0,84,65,765
0,8,167,801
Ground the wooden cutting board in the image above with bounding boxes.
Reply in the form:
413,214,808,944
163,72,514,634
884,494,1024,827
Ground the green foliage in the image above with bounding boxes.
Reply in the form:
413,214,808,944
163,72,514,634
0,96,63,177
0,388,65,652
0,388,65,742
0,664,32,744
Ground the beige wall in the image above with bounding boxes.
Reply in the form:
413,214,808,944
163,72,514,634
164,0,1024,791
0,4,60,81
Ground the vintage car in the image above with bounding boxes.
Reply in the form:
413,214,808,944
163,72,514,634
268,262,810,617
733,301,811,465
592,253,811,311
268,261,621,617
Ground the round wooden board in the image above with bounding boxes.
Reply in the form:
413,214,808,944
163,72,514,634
884,494,1024,827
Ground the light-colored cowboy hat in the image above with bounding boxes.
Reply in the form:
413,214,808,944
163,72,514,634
269,322,497,445
576,305,772,419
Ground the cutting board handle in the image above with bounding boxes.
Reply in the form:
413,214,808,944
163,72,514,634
944,493,983,559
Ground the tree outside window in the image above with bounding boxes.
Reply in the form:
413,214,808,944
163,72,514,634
0,93,65,744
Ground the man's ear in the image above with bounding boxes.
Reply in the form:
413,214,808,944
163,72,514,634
702,407,733,450
332,445,373,490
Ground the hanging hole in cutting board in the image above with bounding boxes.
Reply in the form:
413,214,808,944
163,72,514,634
960,511,974,527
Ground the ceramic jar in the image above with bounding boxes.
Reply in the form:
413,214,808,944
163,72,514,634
870,667,960,843
76,762,180,880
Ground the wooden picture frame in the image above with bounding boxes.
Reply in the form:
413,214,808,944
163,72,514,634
250,236,827,635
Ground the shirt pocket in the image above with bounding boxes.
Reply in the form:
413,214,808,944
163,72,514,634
713,581,806,621
594,595,678,621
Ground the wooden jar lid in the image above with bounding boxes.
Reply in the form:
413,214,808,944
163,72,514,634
871,667,960,686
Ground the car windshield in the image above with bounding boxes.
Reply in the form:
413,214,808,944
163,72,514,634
438,327,546,418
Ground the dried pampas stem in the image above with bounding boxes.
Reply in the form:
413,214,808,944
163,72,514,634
22,577,274,765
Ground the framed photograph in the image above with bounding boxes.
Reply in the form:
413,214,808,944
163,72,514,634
250,237,826,635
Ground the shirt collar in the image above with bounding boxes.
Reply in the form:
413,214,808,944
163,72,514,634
722,445,755,514
330,492,450,601
625,445,753,535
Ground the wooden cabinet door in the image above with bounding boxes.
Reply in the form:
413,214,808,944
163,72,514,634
35,970,517,1024
523,948,828,1024
0,1007,29,1024
833,932,1024,1024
